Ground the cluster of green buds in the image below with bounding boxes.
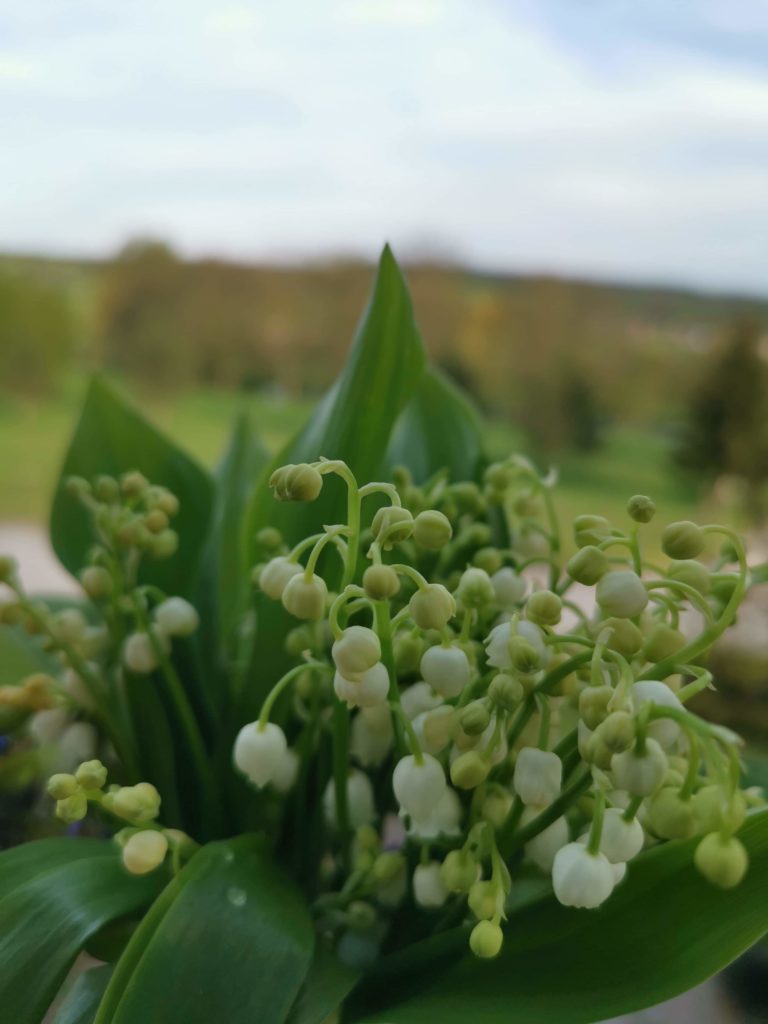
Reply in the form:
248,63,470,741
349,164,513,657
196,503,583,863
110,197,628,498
236,456,761,961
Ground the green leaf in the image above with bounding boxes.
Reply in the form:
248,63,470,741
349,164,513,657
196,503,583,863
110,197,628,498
0,623,57,685
50,375,214,598
350,810,768,1024
0,839,165,1024
286,945,360,1024
387,368,485,483
54,966,114,1024
97,835,314,1024
0,837,114,901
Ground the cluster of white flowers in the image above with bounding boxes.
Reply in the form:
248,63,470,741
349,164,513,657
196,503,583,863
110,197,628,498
231,456,760,961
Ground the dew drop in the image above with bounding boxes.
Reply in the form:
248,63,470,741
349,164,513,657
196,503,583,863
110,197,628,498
227,885,247,908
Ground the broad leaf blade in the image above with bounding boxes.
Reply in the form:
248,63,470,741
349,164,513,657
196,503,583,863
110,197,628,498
286,945,360,1024
0,837,114,902
54,965,114,1024
387,368,485,483
98,835,314,1024
50,376,214,598
0,623,58,684
351,810,768,1023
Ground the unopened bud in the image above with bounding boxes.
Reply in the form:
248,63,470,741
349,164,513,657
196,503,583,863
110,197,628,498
75,759,108,790
450,751,490,790
440,849,478,892
282,573,328,620
459,701,491,736
256,526,282,551
661,521,705,560
271,463,323,502
362,564,400,600
599,617,644,657
56,791,88,823
567,546,609,586
593,711,635,753
473,547,502,575
468,879,503,921
526,589,562,626
372,851,405,885
122,830,169,875
469,920,503,959
647,788,697,840
488,673,524,711
371,506,414,549
573,514,612,548
642,623,686,662
48,773,79,800
455,568,495,609
409,584,456,631
667,559,711,595
80,566,113,599
596,570,648,618
413,509,453,550
121,471,149,497
627,495,656,523
694,833,748,889
149,529,178,559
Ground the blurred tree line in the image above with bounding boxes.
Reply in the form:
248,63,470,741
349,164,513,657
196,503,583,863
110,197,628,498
1,241,766,514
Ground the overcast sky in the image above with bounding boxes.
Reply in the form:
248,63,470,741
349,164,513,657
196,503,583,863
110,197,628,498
1,1,767,293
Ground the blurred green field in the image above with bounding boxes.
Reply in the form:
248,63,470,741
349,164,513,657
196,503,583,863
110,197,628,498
0,377,707,551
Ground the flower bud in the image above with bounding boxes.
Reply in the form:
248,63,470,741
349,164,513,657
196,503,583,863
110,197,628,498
409,584,456,631
122,830,169,875
598,808,645,863
256,527,282,551
123,632,161,675
473,547,503,575
413,510,453,550
149,529,179,559
64,476,91,499
154,597,200,637
593,711,635,753
400,681,441,720
351,704,394,766
418,705,456,755
280,463,323,502
459,701,491,737
80,566,113,599
56,791,88,823
260,556,302,600
346,900,378,931
440,849,479,892
692,786,746,834
487,673,524,711
75,759,108,790
144,509,169,534
630,680,683,749
334,663,389,708
413,862,448,908
552,843,615,909
611,738,668,796
578,685,613,730
596,570,648,619
667,559,711,595
333,626,382,680
513,748,562,806
362,564,400,600
469,920,504,959
521,807,570,871
48,773,79,800
647,787,697,840
393,754,446,819
456,568,495,608
491,567,526,609
642,624,686,662
567,546,609,586
450,750,490,790
573,514,612,548
371,506,414,549
627,495,656,523
599,617,644,657
372,850,406,885
420,644,470,698
121,471,149,497
233,721,287,788
468,880,504,921
282,573,328,620
526,589,562,626
484,620,547,672
694,833,748,889
481,785,513,829
661,521,705,560
323,769,376,829
394,631,423,674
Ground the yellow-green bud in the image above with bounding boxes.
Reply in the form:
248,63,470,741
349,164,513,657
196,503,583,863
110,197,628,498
149,529,178,559
371,506,414,549
694,833,748,889
48,773,79,800
627,494,656,523
347,900,377,931
413,509,453,550
469,920,503,959
488,673,524,711
642,624,686,662
455,568,495,608
567,545,609,586
647,788,697,840
599,617,644,657
94,475,120,502
468,879,503,920
661,521,705,560
578,686,613,730
256,526,282,551
362,564,400,601
667,559,711,595
526,589,562,626
80,566,113,599
409,584,456,631
274,463,323,502
481,785,513,829
122,830,169,875
473,547,503,575
56,791,88,823
75,759,108,790
596,570,648,618
450,751,490,790
693,786,746,834
573,514,612,548
459,701,491,737
282,573,328,620
440,849,478,892
372,851,406,885
394,632,423,674
65,476,91,499
508,638,542,674
121,471,149,497
154,489,180,517
144,508,169,534
593,711,635,753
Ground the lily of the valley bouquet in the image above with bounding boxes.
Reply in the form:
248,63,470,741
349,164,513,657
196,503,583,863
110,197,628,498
1,249,767,1024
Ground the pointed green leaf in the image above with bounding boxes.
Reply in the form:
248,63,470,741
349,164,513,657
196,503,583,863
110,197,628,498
350,810,768,1024
0,841,165,1024
387,368,485,483
50,376,214,597
54,966,114,1024
97,835,314,1024
286,945,359,1024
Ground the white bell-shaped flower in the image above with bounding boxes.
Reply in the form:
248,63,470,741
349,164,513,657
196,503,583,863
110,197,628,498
413,862,449,908
491,567,527,609
413,705,455,756
332,626,381,681
630,680,683,749
260,556,302,599
599,808,645,863
271,747,300,794
153,597,200,637
408,786,462,839
400,681,442,720
122,830,169,875
351,704,394,766
334,663,390,708
393,753,446,820
124,632,166,675
282,572,328,620
233,721,287,788
552,842,615,909
420,644,471,698
521,807,570,872
513,748,562,806
484,619,548,670
323,769,376,828
611,737,668,796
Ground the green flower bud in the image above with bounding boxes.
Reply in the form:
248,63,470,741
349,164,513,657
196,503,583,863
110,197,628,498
273,463,323,502
347,900,378,931
593,711,635,753
371,506,414,549
56,791,88,823
584,733,614,769
121,471,149,497
450,482,485,515
578,685,613,730
567,545,609,585
473,547,503,575
256,526,283,551
282,573,328,620
362,564,400,601
440,849,479,893
468,879,503,920
627,495,656,523
144,508,169,534
488,673,524,711
596,570,648,618
469,920,503,959
642,623,686,662
413,509,453,550
79,566,113,600
47,773,79,800
450,751,490,790
95,475,120,503
599,617,644,657
394,632,423,674
455,568,495,609
122,830,169,875
481,785,513,829
694,833,748,889
149,529,179,559
647,788,697,840
372,851,405,885
526,589,562,626
409,584,456,631
459,700,491,737
75,759,108,790
65,476,91,499
284,625,315,658
508,638,542,674
484,463,513,492
693,786,746,834
667,559,711,595
661,521,705,560
573,514,612,548
153,488,180,517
